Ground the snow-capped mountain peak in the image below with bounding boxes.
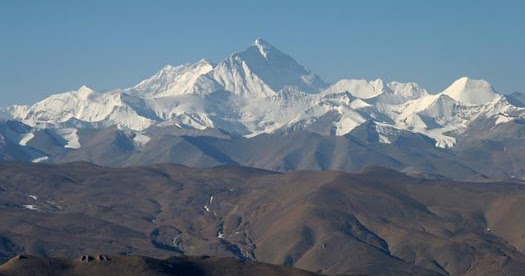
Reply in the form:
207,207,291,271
254,38,272,60
76,85,96,98
216,38,328,94
322,79,429,105
323,79,385,99
78,85,95,93
442,77,499,105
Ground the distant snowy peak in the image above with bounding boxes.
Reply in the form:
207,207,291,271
323,79,428,104
254,38,272,60
126,39,327,99
76,85,97,98
324,79,385,99
27,85,99,115
382,82,429,104
442,77,499,105
505,91,525,107
127,59,216,98
14,86,153,131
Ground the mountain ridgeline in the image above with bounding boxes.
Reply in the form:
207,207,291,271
1,39,525,181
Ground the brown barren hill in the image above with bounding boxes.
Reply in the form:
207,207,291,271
0,255,326,276
1,162,525,275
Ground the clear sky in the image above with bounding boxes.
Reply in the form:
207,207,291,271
1,0,523,106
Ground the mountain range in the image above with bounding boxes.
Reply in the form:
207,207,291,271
1,39,525,181
3,39,525,275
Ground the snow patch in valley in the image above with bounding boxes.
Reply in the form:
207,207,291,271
26,195,38,200
428,130,457,148
46,200,62,210
335,115,366,135
18,132,34,146
133,133,151,146
55,128,81,149
378,134,391,144
375,122,403,144
172,234,182,247
22,205,39,211
203,195,214,213
32,156,49,163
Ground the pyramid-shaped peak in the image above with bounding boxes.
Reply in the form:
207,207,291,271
78,85,93,91
77,85,95,94
455,77,491,87
74,85,96,99
234,38,293,63
253,38,277,60
442,77,498,105
254,38,273,47
217,39,328,94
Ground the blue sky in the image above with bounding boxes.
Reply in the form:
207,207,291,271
0,0,523,106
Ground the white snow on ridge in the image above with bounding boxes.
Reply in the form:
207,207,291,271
213,56,278,98
254,38,270,60
14,86,154,131
495,114,513,125
127,60,216,98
